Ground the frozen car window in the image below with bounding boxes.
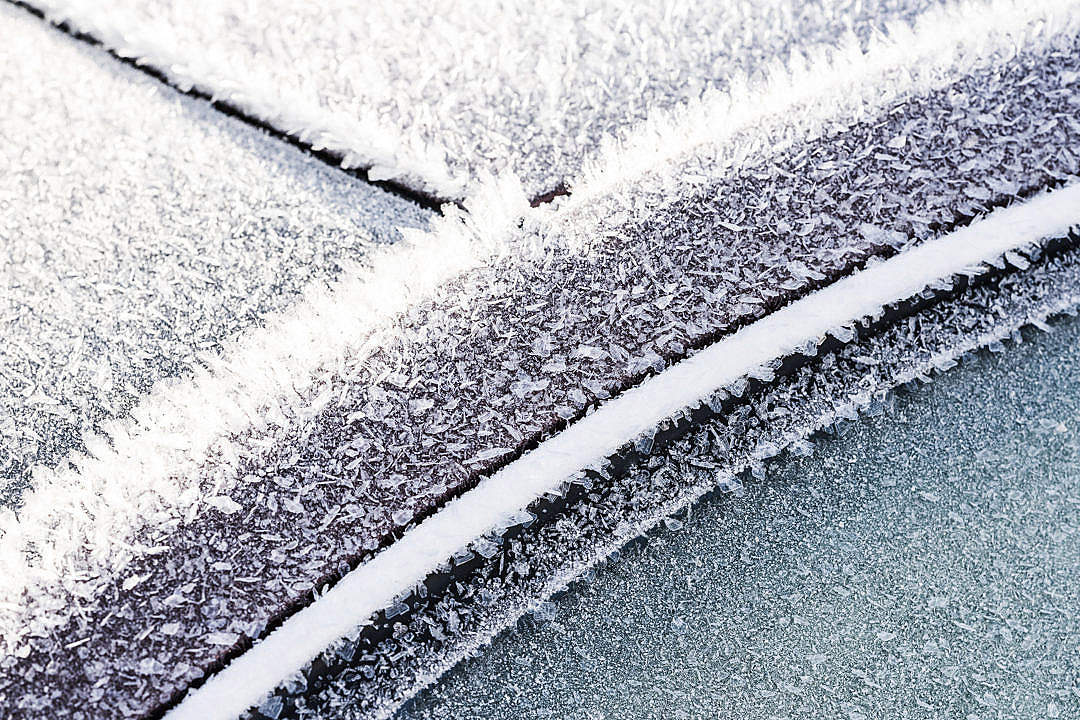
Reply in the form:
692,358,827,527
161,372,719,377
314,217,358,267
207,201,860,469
400,313,1080,720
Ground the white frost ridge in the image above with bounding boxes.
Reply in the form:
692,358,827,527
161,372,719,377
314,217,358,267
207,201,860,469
166,185,1080,720
31,0,1080,202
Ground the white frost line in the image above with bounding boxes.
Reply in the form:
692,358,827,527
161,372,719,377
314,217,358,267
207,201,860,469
167,184,1080,720
376,292,1080,720
29,0,1080,207
0,176,527,651
9,0,1080,668
565,0,1080,211
25,0,466,199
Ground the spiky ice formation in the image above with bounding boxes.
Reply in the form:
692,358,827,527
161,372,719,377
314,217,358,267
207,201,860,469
25,0,948,199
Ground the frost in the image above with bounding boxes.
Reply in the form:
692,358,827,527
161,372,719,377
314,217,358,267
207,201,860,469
9,1,1080,716
1005,250,1031,269
121,574,150,591
137,658,166,676
205,495,243,515
510,379,551,398
858,224,906,248
507,509,536,527
385,601,409,620
258,696,284,720
752,441,781,461
635,432,655,455
205,632,239,646
747,365,776,382
715,472,743,494
21,0,977,199
282,672,307,695
532,602,556,624
470,447,514,463
473,538,499,559
408,398,434,414
574,345,607,361
126,252,1080,719
830,325,856,343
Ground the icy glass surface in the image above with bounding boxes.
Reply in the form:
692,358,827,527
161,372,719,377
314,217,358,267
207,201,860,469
400,315,1080,719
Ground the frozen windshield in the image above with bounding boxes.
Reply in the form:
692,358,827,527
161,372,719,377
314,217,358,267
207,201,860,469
402,314,1080,720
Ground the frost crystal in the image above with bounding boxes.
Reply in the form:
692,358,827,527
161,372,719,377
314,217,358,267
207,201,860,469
7,1,1080,718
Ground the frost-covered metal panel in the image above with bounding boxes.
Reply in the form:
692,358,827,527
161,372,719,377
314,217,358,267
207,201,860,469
4,1,1080,718
27,0,946,198
167,184,1080,720
0,6,430,504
